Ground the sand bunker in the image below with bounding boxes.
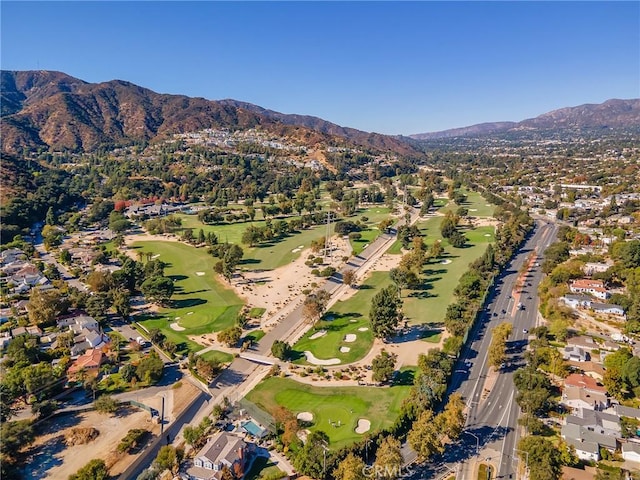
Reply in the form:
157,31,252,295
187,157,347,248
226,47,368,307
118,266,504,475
152,254,161,259
309,330,327,340
358,327,369,332
344,334,357,343
484,234,491,237
297,412,314,422
441,259,452,265
469,208,478,212
291,248,302,253
195,271,205,276
304,351,341,366
187,311,194,315
340,346,351,353
170,322,185,331
355,418,371,434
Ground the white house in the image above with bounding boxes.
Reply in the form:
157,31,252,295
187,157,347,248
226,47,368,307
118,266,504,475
590,302,625,318
569,279,610,300
622,442,640,463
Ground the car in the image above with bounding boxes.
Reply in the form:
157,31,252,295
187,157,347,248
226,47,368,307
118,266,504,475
493,312,498,317
522,328,529,334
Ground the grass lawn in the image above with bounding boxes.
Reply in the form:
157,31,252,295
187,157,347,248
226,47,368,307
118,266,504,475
176,213,331,270
292,271,391,365
402,221,495,326
249,307,266,318
243,329,266,344
246,376,410,449
131,241,244,354
347,207,393,256
198,349,234,364
440,189,495,218
245,456,286,480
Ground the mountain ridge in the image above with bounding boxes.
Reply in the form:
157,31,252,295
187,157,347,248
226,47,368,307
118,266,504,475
0,70,422,158
410,98,640,140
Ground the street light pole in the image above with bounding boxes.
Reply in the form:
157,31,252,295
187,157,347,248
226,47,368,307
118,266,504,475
464,431,480,456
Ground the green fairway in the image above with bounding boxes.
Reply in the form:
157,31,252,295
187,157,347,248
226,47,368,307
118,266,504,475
199,349,234,364
131,241,244,354
246,377,410,448
402,222,495,326
440,189,495,217
292,272,390,364
347,206,393,255
175,213,331,270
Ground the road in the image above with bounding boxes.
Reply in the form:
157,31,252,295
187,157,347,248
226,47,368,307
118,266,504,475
411,219,558,479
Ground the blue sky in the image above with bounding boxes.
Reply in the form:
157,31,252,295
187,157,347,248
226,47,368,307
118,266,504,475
2,1,639,135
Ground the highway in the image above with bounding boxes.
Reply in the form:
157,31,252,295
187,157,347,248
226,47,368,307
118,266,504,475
412,219,558,479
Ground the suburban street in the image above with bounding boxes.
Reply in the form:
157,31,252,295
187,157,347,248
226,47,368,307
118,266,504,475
411,219,558,479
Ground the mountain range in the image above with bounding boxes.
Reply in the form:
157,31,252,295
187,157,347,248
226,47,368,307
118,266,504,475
0,70,421,157
410,98,640,140
1,70,639,155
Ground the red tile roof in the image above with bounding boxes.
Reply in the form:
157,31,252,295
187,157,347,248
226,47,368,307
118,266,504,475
564,373,607,393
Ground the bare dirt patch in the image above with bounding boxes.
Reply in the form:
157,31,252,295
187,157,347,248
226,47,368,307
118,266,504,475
23,407,160,480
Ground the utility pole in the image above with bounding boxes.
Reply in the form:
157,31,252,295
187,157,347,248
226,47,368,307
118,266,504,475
324,211,333,262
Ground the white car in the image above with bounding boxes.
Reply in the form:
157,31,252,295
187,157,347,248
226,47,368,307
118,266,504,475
522,328,529,334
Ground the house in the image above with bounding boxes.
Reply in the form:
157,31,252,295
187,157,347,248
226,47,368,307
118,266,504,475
562,423,617,458
561,295,593,309
563,346,590,362
564,374,607,395
187,432,247,480
562,386,609,411
569,279,609,300
566,361,605,381
590,302,625,318
10,326,29,337
566,336,598,351
563,436,600,462
565,408,620,437
622,442,640,463
613,404,640,420
57,313,100,333
561,466,597,480
67,349,105,379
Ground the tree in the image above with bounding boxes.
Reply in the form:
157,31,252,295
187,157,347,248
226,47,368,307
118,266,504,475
303,290,331,325
45,206,56,225
370,285,402,339
294,430,329,478
440,393,465,440
271,340,292,361
154,445,183,474
85,292,112,324
517,436,562,480
389,267,411,298
136,351,164,384
373,436,404,479
94,395,118,415
28,288,66,327
342,269,356,287
333,452,366,480
140,276,174,306
407,409,444,461
217,326,242,347
68,459,109,480
372,350,397,383
488,323,512,369
112,287,132,319
31,399,58,419
429,240,443,259
0,420,34,468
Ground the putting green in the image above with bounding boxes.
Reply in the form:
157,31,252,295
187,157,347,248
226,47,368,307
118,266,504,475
132,241,244,353
292,271,390,364
246,377,410,448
